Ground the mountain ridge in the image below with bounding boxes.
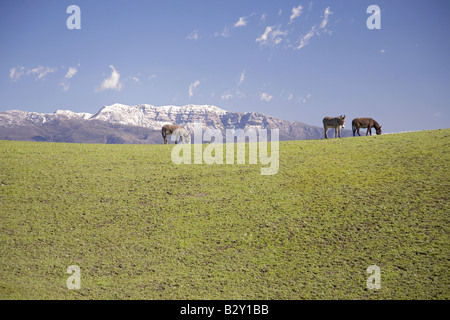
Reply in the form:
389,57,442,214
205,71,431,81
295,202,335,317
0,103,352,143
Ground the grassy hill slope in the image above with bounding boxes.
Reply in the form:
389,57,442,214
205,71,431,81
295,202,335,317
0,129,448,299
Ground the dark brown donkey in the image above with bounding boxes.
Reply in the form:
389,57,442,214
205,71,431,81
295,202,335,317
352,118,382,136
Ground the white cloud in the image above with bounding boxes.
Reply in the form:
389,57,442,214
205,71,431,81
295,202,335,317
319,7,332,29
129,76,140,83
256,25,287,47
9,66,25,81
234,17,247,27
186,29,200,40
287,93,293,101
257,26,271,42
278,9,282,16
189,80,200,98
96,65,122,92
27,66,57,80
59,64,79,91
260,92,273,102
65,66,78,79
289,5,303,24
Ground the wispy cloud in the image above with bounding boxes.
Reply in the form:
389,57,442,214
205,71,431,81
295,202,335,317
299,93,312,103
260,92,273,102
186,29,200,40
27,66,58,80
260,13,267,23
129,76,140,83
234,17,248,27
59,64,79,91
289,5,303,24
295,7,333,50
188,80,200,98
10,65,58,82
65,66,78,79
9,66,25,81
221,92,233,100
221,71,247,101
235,89,246,99
214,26,230,38
296,25,316,50
256,25,287,47
319,7,332,29
237,71,245,86
59,82,70,92
214,13,254,38
233,13,255,28
96,65,122,92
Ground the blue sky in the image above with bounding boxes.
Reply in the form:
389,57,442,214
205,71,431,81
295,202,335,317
1,0,449,132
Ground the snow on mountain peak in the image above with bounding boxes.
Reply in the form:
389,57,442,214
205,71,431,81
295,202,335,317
90,103,229,129
99,103,228,114
55,109,93,120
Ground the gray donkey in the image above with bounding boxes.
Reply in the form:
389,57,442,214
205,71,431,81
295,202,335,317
161,124,191,144
323,115,346,139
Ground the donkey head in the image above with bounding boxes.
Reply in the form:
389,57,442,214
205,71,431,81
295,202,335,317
376,126,382,135
340,115,346,129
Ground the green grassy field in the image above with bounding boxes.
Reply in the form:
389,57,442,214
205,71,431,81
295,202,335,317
0,129,449,299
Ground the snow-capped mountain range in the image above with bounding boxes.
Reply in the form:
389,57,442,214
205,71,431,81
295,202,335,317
0,103,271,131
0,103,350,143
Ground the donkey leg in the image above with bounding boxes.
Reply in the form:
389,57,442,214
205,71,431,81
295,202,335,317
324,127,328,139
338,126,341,138
335,127,338,138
